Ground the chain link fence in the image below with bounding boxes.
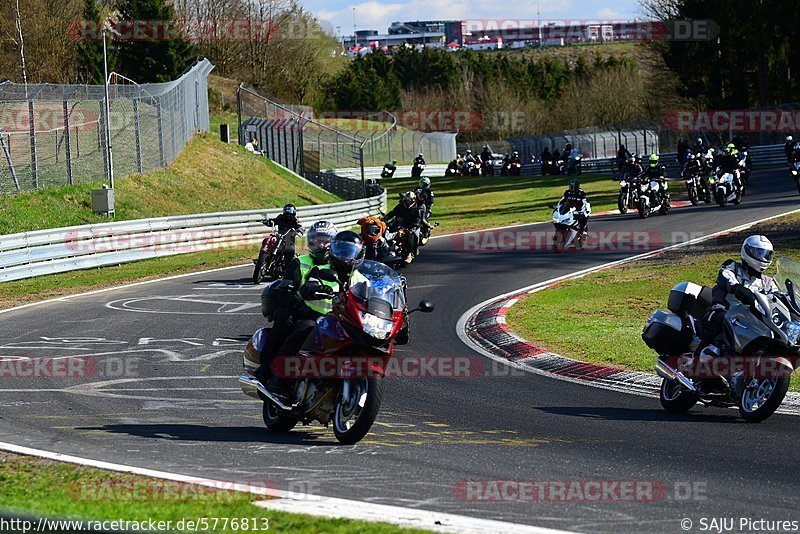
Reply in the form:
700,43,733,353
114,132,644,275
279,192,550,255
0,59,214,195
237,85,456,199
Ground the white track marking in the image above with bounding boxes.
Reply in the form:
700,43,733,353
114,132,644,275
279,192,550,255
0,441,572,534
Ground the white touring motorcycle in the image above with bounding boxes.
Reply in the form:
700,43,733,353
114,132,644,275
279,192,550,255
643,258,800,423
713,168,743,207
551,200,590,251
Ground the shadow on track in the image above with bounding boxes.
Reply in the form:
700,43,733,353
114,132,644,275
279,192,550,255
75,424,340,445
535,406,740,423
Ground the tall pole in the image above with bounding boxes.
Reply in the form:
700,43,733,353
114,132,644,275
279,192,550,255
353,8,357,47
102,25,114,189
537,0,542,45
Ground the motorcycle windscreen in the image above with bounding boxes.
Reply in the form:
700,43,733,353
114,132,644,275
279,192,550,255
777,256,800,304
314,315,352,355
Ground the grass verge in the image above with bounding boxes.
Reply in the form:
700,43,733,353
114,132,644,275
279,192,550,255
0,133,338,235
386,173,620,234
0,452,422,534
505,213,800,390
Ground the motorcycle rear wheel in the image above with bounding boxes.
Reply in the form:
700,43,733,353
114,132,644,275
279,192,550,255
659,378,698,414
333,377,384,444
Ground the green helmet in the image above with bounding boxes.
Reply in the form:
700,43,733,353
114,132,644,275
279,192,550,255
419,177,431,188
648,153,659,167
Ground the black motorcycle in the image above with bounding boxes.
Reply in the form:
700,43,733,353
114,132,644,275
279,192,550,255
616,171,640,214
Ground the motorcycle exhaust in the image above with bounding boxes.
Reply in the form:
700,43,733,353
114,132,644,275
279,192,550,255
238,374,297,411
655,358,697,392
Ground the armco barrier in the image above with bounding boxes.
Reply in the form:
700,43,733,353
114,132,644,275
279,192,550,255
0,191,386,283
345,144,786,180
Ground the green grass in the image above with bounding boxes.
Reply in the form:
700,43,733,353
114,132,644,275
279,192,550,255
386,173,620,234
505,213,800,390
0,133,338,235
0,452,423,534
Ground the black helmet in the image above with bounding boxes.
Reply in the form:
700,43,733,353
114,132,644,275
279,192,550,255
568,178,580,191
307,221,338,261
330,231,365,276
402,191,416,208
282,204,297,217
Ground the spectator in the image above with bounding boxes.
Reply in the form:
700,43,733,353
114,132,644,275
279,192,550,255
245,137,261,155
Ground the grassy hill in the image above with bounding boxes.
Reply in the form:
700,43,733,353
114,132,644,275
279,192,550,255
0,133,339,235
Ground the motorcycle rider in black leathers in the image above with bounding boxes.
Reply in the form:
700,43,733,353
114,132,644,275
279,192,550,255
638,153,668,193
682,152,705,188
414,153,426,166
557,178,589,232
447,158,461,176
716,144,742,184
785,136,795,163
541,148,553,175
384,191,422,263
480,145,492,164
264,204,303,267
253,221,338,390
698,235,779,358
616,144,632,172
415,177,435,241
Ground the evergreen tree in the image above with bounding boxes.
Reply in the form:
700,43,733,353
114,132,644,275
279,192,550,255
77,0,114,84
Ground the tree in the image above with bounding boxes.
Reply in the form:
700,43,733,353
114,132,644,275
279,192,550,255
77,0,114,84
114,0,195,82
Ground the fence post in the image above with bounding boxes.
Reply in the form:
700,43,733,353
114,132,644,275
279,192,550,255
156,98,165,167
63,99,73,185
28,100,38,189
133,98,143,173
236,86,243,145
359,145,367,199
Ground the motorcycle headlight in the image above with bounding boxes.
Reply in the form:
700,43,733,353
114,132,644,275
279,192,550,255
786,320,800,346
619,180,627,186
359,311,395,340
793,170,798,176
640,183,648,192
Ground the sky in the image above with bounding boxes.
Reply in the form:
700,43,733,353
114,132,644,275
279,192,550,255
302,0,644,38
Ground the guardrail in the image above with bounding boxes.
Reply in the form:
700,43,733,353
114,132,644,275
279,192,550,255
0,192,386,283
344,144,786,181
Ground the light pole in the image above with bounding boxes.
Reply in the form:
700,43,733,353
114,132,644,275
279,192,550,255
102,23,114,190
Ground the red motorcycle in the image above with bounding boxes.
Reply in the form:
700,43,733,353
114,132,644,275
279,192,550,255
239,260,434,444
252,226,301,285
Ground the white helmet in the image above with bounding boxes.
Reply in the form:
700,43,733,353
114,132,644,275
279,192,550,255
787,135,794,142
741,235,774,273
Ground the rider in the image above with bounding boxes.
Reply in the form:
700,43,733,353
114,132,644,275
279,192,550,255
447,157,461,176
480,145,493,163
692,137,707,156
414,153,426,167
716,143,742,183
557,178,589,233
699,235,779,357
415,177,435,240
616,144,632,171
682,152,706,191
638,153,668,193
358,216,393,262
253,220,338,387
384,191,422,263
264,204,303,267
785,136,795,163
541,147,553,175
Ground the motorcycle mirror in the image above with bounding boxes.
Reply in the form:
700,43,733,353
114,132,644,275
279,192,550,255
410,300,435,314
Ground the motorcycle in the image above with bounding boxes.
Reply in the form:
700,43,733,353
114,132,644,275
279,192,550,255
636,177,671,219
567,154,582,176
643,264,800,422
480,158,494,177
466,160,480,176
713,168,743,207
384,218,417,266
239,261,435,444
411,161,425,178
551,201,590,251
683,168,706,205
790,161,800,195
253,226,301,285
616,171,639,214
446,162,462,177
380,164,396,180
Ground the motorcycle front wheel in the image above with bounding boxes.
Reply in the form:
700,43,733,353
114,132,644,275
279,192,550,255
687,184,699,205
333,377,384,444
715,188,727,207
253,251,269,284
617,192,628,214
262,399,298,432
659,195,671,215
659,378,698,414
637,197,650,219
